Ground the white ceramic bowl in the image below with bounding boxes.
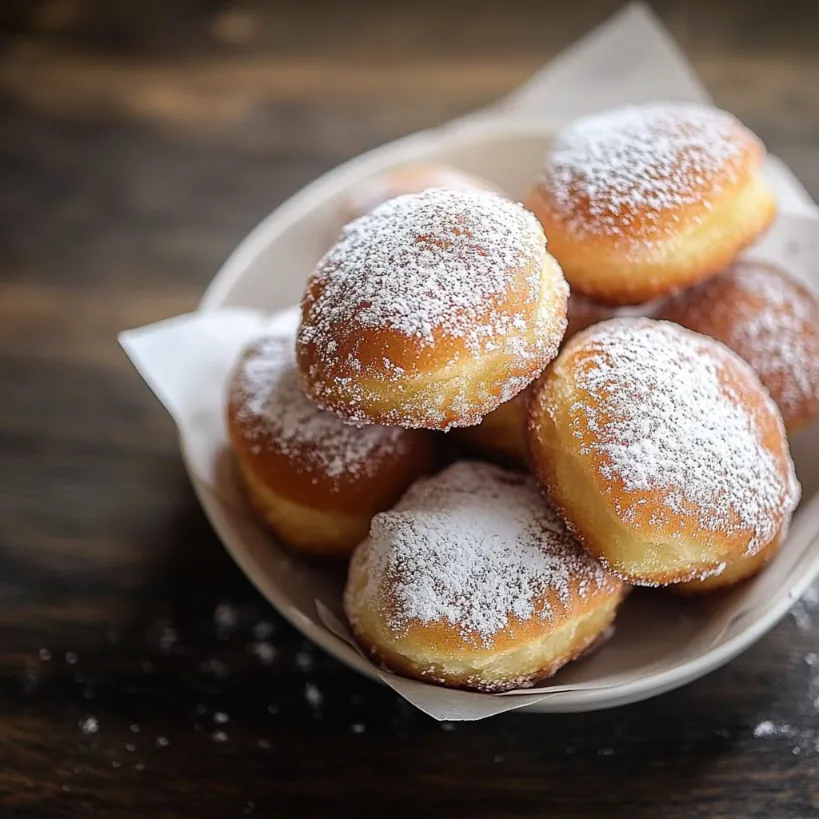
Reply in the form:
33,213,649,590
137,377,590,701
192,118,819,713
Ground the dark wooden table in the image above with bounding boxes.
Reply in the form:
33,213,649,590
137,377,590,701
2,1,819,816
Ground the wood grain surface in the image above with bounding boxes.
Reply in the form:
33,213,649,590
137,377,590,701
1,1,818,817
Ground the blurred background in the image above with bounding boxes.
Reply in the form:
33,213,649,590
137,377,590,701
1,2,818,817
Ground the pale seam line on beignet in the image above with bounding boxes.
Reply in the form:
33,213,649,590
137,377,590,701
671,529,785,595
237,458,371,557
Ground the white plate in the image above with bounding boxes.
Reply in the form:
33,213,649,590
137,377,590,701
191,118,819,713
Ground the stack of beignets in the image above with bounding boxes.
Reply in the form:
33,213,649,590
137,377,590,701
224,101,813,693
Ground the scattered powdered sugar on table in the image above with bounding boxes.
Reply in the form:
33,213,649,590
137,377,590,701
248,640,276,664
747,642,819,755
541,102,751,244
791,580,819,632
564,319,799,551
252,621,275,641
214,601,239,633
304,681,323,709
299,187,547,354
658,261,819,423
231,332,405,482
754,720,779,738
358,461,618,647
79,716,98,735
753,652,819,755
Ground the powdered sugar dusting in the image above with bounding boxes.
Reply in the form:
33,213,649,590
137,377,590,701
658,261,819,425
541,103,750,245
231,332,404,483
300,187,548,353
358,462,619,647
562,319,799,552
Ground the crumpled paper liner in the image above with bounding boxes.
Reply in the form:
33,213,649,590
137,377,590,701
119,3,819,720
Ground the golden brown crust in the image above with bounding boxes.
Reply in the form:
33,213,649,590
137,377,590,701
227,335,436,556
235,460,372,558
343,462,627,692
451,294,632,466
450,388,531,468
527,318,799,587
526,104,776,305
348,593,623,692
654,260,819,434
298,188,569,430
228,392,434,517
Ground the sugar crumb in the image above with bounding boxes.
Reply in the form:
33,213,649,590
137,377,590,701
214,602,239,635
248,642,276,664
304,682,322,709
295,651,314,671
79,717,98,735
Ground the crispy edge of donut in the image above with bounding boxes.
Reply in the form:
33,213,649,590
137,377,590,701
450,294,628,465
669,528,785,595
